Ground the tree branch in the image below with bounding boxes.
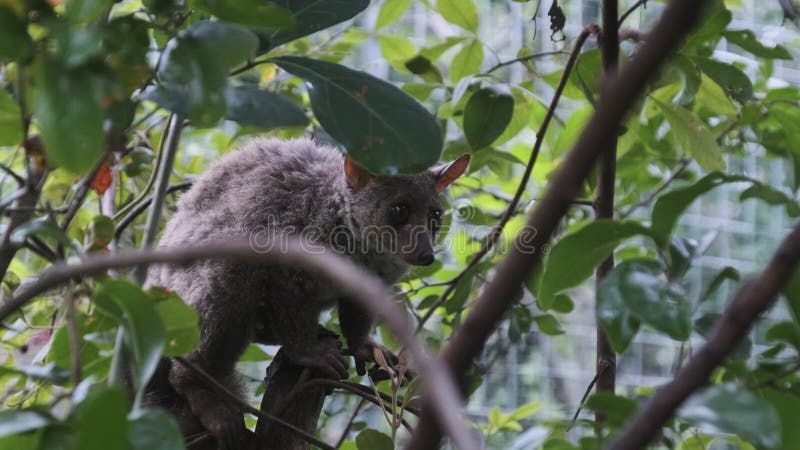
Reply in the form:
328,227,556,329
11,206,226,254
594,0,620,428
0,237,475,450
619,0,648,27
605,221,800,450
404,1,709,447
485,50,568,74
415,24,599,332
114,181,192,241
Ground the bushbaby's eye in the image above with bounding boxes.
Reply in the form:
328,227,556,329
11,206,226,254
389,203,410,225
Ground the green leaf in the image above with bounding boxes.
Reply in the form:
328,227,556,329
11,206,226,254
0,7,34,61
672,54,701,105
272,56,443,174
585,393,638,429
10,218,82,255
355,429,393,450
679,383,781,449
599,259,692,341
159,21,258,126
34,59,106,174
596,277,641,353
0,410,50,437
70,387,130,450
129,408,184,450
149,289,199,356
450,39,483,83
65,0,113,22
783,268,800,326
700,266,739,303
378,34,417,72
376,0,412,29
255,0,369,53
225,86,308,130
695,57,754,103
723,30,791,60
683,0,731,50
93,279,166,395
0,89,21,146
436,0,478,32
533,314,564,335
739,183,800,217
538,220,654,308
463,86,514,150
193,0,294,29
652,98,724,171
651,172,749,245
763,388,800,450
509,401,542,420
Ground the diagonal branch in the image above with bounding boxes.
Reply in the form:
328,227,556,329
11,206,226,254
604,221,800,450
404,0,709,448
0,237,476,450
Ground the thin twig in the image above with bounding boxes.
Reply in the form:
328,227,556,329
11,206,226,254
415,24,600,333
61,154,109,231
65,289,82,383
619,0,647,27
335,398,366,448
174,356,336,450
567,363,608,431
114,181,192,241
0,238,474,450
486,50,568,74
0,164,25,186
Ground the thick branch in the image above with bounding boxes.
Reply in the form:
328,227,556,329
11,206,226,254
594,0,620,419
0,237,475,450
605,221,800,450
404,1,708,448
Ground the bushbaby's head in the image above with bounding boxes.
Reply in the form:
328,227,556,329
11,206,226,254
344,154,470,266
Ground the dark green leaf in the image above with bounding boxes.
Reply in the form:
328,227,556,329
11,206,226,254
700,266,739,303
0,7,34,62
651,172,749,246
0,410,50,437
159,21,258,126
436,0,478,32
463,86,514,150
695,57,754,103
139,83,189,117
225,86,309,130
255,0,369,53
596,271,641,353
70,387,129,450
10,218,82,254
533,314,564,335
724,30,791,60
93,279,166,394
784,268,800,326
34,59,106,174
740,183,800,217
193,0,294,29
683,0,731,50
148,289,199,356
679,383,781,449
65,0,113,22
355,429,393,450
599,259,691,341
129,408,184,450
0,85,22,147
672,54,701,105
404,55,443,83
584,393,638,429
652,98,724,171
763,388,800,450
539,220,654,308
273,56,442,174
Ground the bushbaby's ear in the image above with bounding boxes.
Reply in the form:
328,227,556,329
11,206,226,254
344,154,375,191
433,154,470,193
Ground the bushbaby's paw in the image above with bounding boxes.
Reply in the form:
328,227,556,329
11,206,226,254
286,340,349,380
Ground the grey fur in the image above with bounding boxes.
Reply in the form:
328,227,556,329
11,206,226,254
145,137,463,449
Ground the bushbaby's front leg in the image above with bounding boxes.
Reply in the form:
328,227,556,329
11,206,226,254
269,302,349,379
338,297,398,376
